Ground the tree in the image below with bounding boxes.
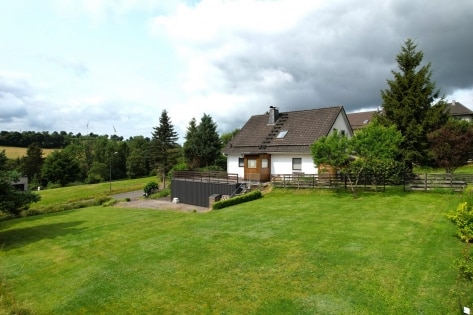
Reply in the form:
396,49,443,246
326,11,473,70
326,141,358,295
0,150,40,216
377,39,449,169
194,114,222,168
310,130,351,173
311,123,403,196
151,110,179,186
348,122,404,194
427,119,473,174
41,150,81,187
21,143,44,186
183,118,199,169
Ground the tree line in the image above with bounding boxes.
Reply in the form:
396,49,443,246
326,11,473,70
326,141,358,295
1,111,238,191
0,130,124,149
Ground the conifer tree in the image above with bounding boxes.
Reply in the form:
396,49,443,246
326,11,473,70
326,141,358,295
151,110,179,182
377,39,449,168
183,118,199,169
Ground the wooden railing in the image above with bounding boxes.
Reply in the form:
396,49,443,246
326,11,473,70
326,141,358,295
172,171,239,184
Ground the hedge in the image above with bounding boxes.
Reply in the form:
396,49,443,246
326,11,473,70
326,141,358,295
212,190,262,210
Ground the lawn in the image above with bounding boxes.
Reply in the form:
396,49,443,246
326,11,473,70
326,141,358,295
0,187,470,314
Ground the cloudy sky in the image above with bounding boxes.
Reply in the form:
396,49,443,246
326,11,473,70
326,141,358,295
1,0,472,141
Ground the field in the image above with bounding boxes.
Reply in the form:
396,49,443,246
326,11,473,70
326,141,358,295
0,146,56,159
0,186,471,314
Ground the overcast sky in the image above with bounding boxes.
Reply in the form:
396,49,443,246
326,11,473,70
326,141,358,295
1,0,472,142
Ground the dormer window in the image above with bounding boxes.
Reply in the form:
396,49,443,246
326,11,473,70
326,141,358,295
276,130,288,139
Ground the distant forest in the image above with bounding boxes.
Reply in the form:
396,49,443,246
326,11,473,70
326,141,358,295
0,130,125,149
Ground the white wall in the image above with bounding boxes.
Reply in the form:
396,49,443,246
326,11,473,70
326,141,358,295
330,112,353,137
226,154,244,178
227,153,318,177
271,154,317,175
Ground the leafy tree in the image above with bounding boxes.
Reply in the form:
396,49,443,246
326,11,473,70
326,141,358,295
151,110,179,186
377,39,449,169
310,130,351,172
0,150,40,216
348,122,403,194
126,136,152,178
311,123,403,196
42,150,81,187
194,114,222,168
21,143,44,186
427,119,473,174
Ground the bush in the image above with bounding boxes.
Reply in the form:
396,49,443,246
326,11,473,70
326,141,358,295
456,245,473,281
447,201,473,242
143,182,159,197
212,190,262,210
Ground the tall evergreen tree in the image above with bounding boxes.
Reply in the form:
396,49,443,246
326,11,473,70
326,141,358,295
183,118,199,169
195,114,222,168
377,39,449,168
151,110,179,181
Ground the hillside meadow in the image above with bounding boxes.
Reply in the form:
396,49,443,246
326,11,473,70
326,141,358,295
1,185,471,314
0,146,56,159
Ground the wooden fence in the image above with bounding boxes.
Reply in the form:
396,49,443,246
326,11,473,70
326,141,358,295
408,173,473,192
271,172,473,192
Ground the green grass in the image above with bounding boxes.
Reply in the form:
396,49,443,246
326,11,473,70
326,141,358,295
0,187,470,314
36,176,155,203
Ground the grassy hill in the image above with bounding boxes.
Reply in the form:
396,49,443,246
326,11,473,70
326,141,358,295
0,146,57,159
0,186,471,314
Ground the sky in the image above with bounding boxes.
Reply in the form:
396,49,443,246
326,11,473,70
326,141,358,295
1,0,473,142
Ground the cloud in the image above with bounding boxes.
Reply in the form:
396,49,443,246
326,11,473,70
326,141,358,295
42,56,90,77
152,0,473,128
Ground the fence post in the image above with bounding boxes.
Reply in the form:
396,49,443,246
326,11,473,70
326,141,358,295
424,173,427,191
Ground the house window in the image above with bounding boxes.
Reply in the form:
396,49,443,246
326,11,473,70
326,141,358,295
248,159,257,168
292,158,302,170
261,158,268,168
276,130,288,139
238,158,244,167
341,130,346,136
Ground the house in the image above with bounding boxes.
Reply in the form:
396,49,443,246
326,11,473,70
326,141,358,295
11,176,28,191
347,101,473,130
449,100,473,121
223,106,353,182
346,110,378,130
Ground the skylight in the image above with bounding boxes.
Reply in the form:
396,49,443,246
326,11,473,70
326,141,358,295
276,130,288,139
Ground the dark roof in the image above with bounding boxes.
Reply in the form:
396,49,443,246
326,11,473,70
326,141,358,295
223,106,345,155
347,110,377,130
448,101,473,116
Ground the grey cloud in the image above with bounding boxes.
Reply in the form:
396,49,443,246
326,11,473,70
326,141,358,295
210,0,473,118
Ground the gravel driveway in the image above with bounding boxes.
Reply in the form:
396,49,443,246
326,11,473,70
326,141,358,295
112,191,209,213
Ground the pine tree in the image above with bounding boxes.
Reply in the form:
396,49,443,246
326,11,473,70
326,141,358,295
151,110,179,182
195,114,222,168
378,39,449,168
183,118,199,169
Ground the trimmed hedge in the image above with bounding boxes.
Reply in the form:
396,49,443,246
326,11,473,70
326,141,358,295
212,190,262,210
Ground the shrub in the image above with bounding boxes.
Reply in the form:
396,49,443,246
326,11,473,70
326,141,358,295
456,245,473,281
447,201,473,242
143,182,159,197
212,190,262,210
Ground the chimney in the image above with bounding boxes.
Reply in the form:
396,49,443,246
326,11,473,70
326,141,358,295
268,106,279,124
452,100,456,106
